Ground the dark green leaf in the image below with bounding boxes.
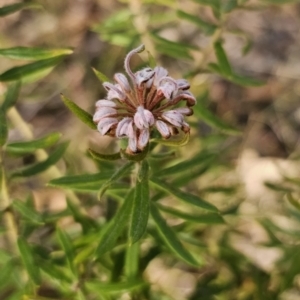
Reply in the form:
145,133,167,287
86,280,145,294
12,199,44,224
120,144,149,162
0,2,41,17
92,68,109,83
287,193,300,212
151,132,190,147
0,56,65,82
150,177,218,212
155,150,216,177
0,47,73,60
214,41,232,76
1,81,21,112
177,10,217,35
6,132,61,154
129,160,150,244
17,237,41,285
0,109,8,146
157,203,225,224
125,242,139,279
194,101,241,134
61,95,96,130
150,202,200,266
95,189,134,257
11,142,68,177
89,148,121,161
56,228,76,276
98,161,133,198
221,0,238,13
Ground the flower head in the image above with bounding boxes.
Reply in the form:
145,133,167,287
93,45,196,153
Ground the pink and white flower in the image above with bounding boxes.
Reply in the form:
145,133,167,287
93,44,196,153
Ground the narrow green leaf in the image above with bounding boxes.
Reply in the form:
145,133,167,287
86,280,145,294
177,10,217,35
0,47,73,60
125,242,139,279
194,101,241,135
129,160,149,244
151,132,190,147
6,132,61,154
221,0,238,13
0,2,41,17
193,0,220,11
265,181,293,192
157,203,225,224
1,81,21,112
11,142,68,177
17,237,41,285
229,74,264,87
287,193,300,212
155,150,216,177
95,189,134,257
92,68,109,83
150,202,200,266
98,161,133,198
89,149,121,161
0,56,65,82
214,41,232,76
57,228,76,275
12,199,44,224
61,95,96,130
0,109,8,146
150,177,218,212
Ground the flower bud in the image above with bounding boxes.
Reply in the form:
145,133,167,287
97,117,118,135
135,68,155,87
116,117,132,137
134,106,154,129
153,67,168,87
103,82,126,101
161,110,184,127
114,73,131,92
93,107,117,122
155,120,171,138
138,129,150,150
157,77,178,100
95,99,117,108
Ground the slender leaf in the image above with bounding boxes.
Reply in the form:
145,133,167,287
150,177,218,212
86,280,145,294
57,228,76,275
61,95,96,129
157,203,225,224
151,132,190,147
214,41,232,76
1,81,21,112
120,144,149,162
177,10,217,35
129,160,149,244
92,68,109,83
125,242,139,279
6,132,61,154
95,189,134,257
89,148,121,161
0,2,41,17
11,142,68,177
287,193,300,212
0,109,8,146
98,161,133,198
150,202,200,266
17,237,41,285
194,102,241,135
12,199,44,224
0,47,73,60
0,56,65,82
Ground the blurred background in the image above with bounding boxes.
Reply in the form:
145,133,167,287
1,0,300,299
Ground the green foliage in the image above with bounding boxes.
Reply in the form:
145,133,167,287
1,0,299,299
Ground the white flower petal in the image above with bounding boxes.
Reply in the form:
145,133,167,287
153,67,168,86
156,120,171,138
93,107,117,122
138,129,150,150
97,117,118,135
161,110,184,127
95,99,117,108
116,117,132,137
114,73,131,92
103,82,126,101
128,135,137,153
173,107,193,116
157,77,178,99
135,68,155,87
134,106,154,129
176,79,190,90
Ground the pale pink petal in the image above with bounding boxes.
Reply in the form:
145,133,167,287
114,73,131,92
176,79,190,90
157,77,178,99
93,107,117,122
138,129,150,150
135,68,155,87
153,67,168,86
116,117,132,137
103,82,126,101
173,107,193,116
95,99,117,108
97,117,118,135
156,120,171,138
134,106,154,129
127,120,135,139
161,110,184,127
178,91,196,106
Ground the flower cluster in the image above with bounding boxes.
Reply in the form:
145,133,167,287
93,44,196,153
